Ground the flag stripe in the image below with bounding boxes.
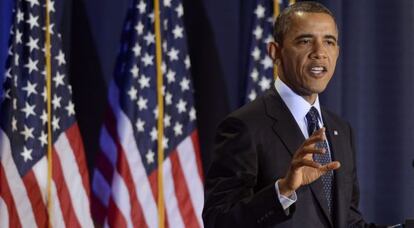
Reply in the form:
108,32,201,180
65,123,91,195
148,168,159,206
92,126,125,227
100,124,118,166
93,170,111,208
177,136,205,226
190,131,204,180
105,110,148,228
1,1,92,226
0,165,22,228
0,130,37,228
91,171,111,225
97,126,117,183
22,170,48,227
108,82,159,227
52,147,82,228
111,172,135,228
107,198,128,228
54,131,94,228
0,196,11,228
95,151,115,186
164,157,185,228
92,0,205,226
170,150,200,228
50,181,67,228
32,157,48,204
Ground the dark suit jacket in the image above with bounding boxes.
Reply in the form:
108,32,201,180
203,88,377,228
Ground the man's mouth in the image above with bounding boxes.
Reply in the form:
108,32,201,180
310,66,327,75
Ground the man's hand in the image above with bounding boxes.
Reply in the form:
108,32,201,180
278,128,341,196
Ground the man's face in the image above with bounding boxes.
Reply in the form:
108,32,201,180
274,12,339,102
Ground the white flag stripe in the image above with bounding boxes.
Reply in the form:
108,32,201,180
177,137,205,226
111,172,134,228
55,133,94,228
51,181,66,228
32,157,48,204
100,126,118,166
93,127,118,207
0,130,37,228
0,197,9,228
109,82,159,228
164,158,185,228
92,170,111,208
104,219,110,228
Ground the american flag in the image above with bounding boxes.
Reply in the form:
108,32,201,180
0,0,93,227
245,0,293,103
91,0,204,227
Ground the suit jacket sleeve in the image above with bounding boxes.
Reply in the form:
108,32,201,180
202,117,295,228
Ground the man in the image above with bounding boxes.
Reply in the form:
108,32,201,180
203,2,381,227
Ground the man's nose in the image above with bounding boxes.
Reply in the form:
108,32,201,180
310,42,327,59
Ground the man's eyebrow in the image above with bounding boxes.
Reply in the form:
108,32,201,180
294,34,314,40
294,34,338,42
325,35,337,42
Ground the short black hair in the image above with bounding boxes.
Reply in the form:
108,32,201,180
273,1,336,44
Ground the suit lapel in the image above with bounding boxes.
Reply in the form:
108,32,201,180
264,88,336,227
264,87,305,156
322,110,349,228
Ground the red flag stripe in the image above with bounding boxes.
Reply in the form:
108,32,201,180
116,144,148,228
163,157,186,228
22,170,48,227
177,135,205,226
110,171,138,227
0,131,37,227
170,151,200,228
52,147,82,228
107,84,159,227
105,109,148,228
91,189,108,226
92,125,118,215
0,164,22,228
191,130,204,180
65,123,91,196
54,131,94,227
50,181,68,228
95,150,115,184
107,198,128,228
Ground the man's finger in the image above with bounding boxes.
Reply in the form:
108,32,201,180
296,146,326,157
319,161,341,172
292,159,321,169
303,128,326,147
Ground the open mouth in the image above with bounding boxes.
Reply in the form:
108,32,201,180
309,66,327,75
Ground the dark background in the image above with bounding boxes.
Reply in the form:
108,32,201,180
1,0,413,225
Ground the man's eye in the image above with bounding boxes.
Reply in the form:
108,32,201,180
326,40,336,46
298,40,311,45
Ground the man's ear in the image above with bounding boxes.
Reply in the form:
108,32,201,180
268,41,281,64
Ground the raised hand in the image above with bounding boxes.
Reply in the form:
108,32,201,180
278,127,341,196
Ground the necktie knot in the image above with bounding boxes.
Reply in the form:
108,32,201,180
306,106,320,135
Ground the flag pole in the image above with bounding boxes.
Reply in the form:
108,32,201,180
273,0,280,79
44,0,54,226
273,0,295,79
154,0,165,227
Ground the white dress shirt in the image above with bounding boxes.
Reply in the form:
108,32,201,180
273,78,326,213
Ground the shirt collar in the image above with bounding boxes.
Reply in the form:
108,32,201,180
274,78,322,123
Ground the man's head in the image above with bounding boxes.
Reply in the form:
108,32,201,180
268,2,339,104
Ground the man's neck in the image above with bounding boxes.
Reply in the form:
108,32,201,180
302,94,317,105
